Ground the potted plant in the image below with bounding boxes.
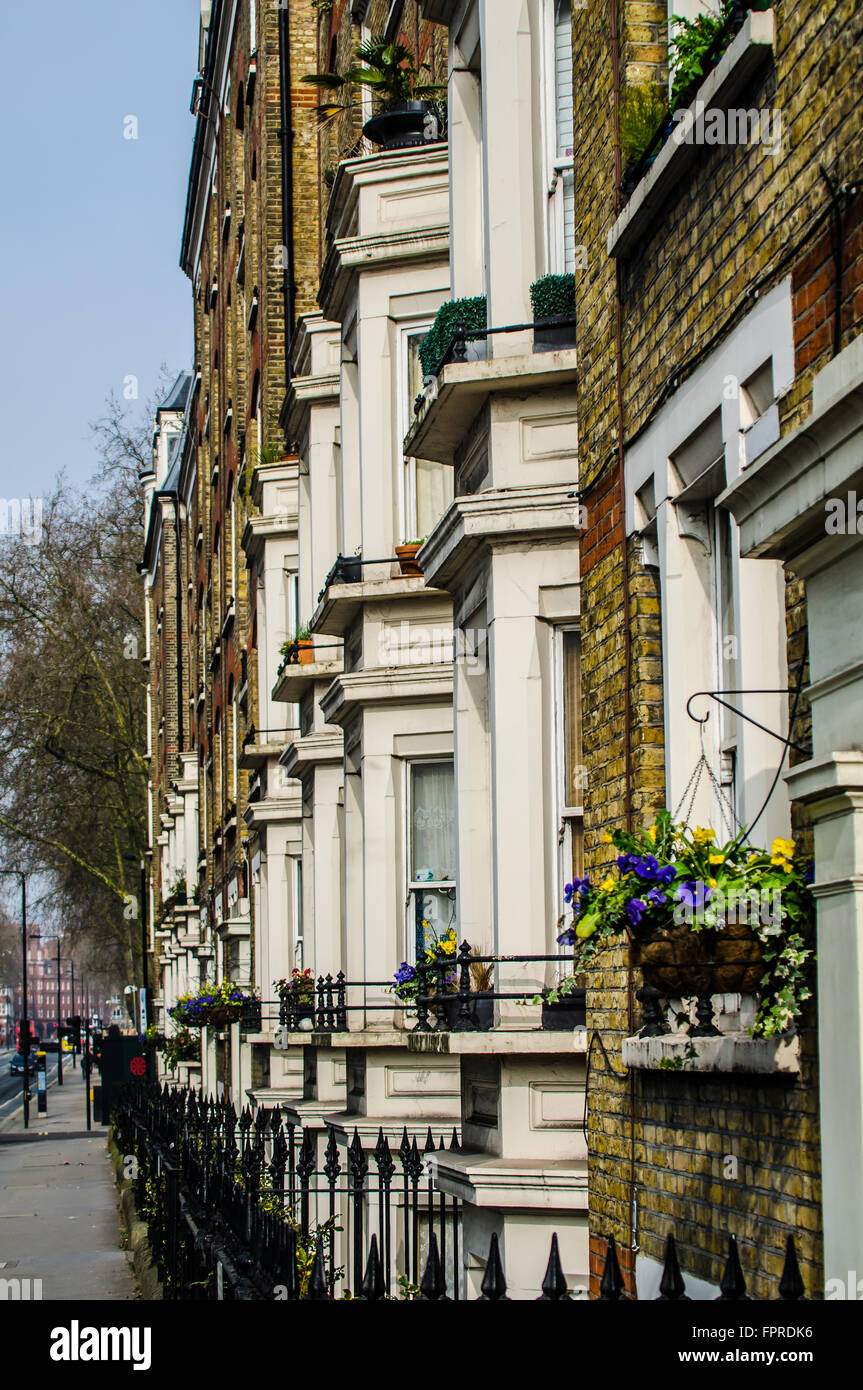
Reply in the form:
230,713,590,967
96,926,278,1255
169,980,258,1030
302,36,446,152
530,274,576,352
557,812,813,1039
418,296,487,379
276,968,317,1030
163,1028,200,1069
392,926,494,1030
281,625,313,666
618,83,670,194
395,538,426,576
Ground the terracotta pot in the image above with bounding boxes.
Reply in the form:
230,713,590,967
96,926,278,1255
395,543,423,577
295,638,314,665
632,921,764,998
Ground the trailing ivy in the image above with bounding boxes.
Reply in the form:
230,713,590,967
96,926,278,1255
418,296,487,377
529,273,575,321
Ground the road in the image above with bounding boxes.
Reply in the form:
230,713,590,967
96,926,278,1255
0,1045,63,1126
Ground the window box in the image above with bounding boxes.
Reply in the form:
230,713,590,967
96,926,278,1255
607,8,776,260
622,1031,800,1075
530,274,576,352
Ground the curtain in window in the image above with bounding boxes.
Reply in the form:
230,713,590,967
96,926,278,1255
411,762,456,882
406,334,453,538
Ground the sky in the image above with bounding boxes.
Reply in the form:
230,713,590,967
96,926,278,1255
0,0,200,499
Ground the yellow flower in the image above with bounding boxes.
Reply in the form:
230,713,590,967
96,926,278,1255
440,938,457,955
708,878,718,888
771,855,793,873
771,837,795,860
647,825,657,842
600,877,615,893
709,853,725,865
693,827,716,845
602,833,613,844
748,852,759,863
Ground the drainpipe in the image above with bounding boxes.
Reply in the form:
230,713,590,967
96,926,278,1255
278,4,296,396
173,496,185,755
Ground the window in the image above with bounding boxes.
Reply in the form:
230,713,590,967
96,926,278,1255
407,761,456,961
546,0,575,273
402,329,453,541
556,629,584,905
291,857,303,971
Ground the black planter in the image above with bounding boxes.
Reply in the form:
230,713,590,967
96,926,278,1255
362,101,441,152
533,317,577,353
437,992,494,1031
339,554,362,583
542,989,586,1031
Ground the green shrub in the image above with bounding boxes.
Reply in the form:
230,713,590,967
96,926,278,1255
529,273,575,322
619,84,669,165
418,296,487,377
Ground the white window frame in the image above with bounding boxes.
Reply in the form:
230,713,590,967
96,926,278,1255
553,624,583,916
541,0,574,276
403,757,457,963
397,320,435,543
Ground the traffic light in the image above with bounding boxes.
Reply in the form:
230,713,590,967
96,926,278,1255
65,1016,82,1049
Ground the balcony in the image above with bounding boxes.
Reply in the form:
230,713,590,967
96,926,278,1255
239,723,300,769
269,944,585,1047
405,317,577,468
272,639,344,703
310,552,448,640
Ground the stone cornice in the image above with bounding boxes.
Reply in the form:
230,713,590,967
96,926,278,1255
319,663,453,726
420,484,583,592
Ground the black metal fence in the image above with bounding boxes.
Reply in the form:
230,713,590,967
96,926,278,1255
113,1083,464,1300
113,1083,808,1301
273,943,586,1034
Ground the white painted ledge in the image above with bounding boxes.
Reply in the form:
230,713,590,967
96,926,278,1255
622,1030,800,1074
608,9,776,259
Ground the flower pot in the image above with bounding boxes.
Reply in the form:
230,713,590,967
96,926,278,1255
632,921,764,999
395,543,423,577
339,555,362,583
362,101,440,151
533,317,577,353
295,638,314,665
542,990,586,1030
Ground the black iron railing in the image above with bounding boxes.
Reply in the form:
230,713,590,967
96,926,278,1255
112,1083,807,1300
274,943,585,1034
415,315,577,402
112,1083,462,1300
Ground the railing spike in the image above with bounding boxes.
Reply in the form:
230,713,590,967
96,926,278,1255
449,1127,460,1151
478,1232,510,1300
358,1234,386,1301
598,1235,626,1300
777,1235,806,1300
424,1126,435,1154
717,1235,749,1300
537,1232,571,1300
303,1240,331,1300
657,1234,690,1300
418,1231,451,1301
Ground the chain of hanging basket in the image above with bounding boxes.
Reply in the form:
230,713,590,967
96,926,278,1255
673,724,741,841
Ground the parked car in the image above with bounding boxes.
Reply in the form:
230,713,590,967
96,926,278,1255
9,1053,35,1076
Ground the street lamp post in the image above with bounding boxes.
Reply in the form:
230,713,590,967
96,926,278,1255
0,870,29,1129
55,937,63,1087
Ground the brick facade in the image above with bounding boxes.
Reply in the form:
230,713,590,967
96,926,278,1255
574,0,862,1297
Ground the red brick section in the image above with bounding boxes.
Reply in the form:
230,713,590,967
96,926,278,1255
589,1231,636,1300
580,467,623,578
792,191,863,373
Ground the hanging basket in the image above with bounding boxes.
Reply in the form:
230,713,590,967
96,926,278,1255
203,1004,244,1027
632,920,764,998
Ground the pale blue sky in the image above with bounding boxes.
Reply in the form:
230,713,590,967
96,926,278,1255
0,1,199,497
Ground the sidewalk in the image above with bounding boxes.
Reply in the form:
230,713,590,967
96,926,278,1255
0,1066,137,1300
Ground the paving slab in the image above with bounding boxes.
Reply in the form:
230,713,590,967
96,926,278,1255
0,1069,137,1300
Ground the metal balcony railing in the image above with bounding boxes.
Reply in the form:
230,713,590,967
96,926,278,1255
271,942,585,1034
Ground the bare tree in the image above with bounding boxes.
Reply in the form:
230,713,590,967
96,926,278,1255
0,388,164,984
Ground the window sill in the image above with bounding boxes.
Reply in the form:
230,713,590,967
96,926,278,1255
607,8,776,260
621,1029,799,1076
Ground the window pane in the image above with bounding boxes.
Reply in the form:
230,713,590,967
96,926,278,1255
562,630,582,809
405,333,453,538
410,762,456,882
